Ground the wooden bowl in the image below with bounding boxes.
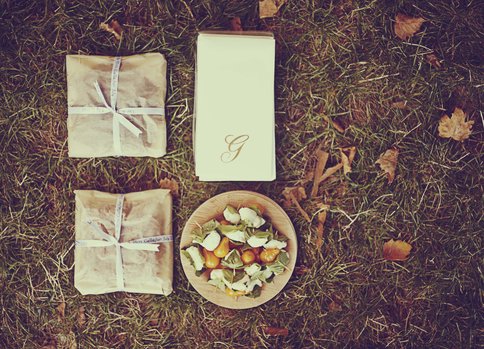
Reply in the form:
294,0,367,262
180,190,297,309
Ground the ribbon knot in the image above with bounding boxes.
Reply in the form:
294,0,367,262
76,194,172,291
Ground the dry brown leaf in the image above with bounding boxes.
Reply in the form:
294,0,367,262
426,53,442,69
77,306,86,327
438,107,474,142
383,239,412,261
319,163,343,183
259,0,286,19
329,300,342,312
316,204,330,248
310,148,329,197
391,101,408,109
340,146,356,175
376,148,399,184
229,17,243,31
332,119,345,133
282,186,310,222
57,302,65,321
56,332,77,349
263,326,289,336
295,265,310,275
159,178,179,198
100,19,123,40
321,113,345,132
394,13,425,40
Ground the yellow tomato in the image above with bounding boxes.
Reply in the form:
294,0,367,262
213,237,230,258
202,248,220,269
260,248,280,263
225,287,246,297
250,203,265,215
241,250,256,265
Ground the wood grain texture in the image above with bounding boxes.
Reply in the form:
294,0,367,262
180,191,297,309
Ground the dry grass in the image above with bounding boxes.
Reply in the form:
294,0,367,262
0,0,482,348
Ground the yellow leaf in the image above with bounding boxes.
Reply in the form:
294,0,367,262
78,306,86,327
263,326,289,336
320,163,343,183
159,178,180,198
259,0,286,19
310,147,329,197
391,101,408,109
438,108,474,141
56,302,65,321
328,300,342,312
376,148,399,184
340,146,356,175
282,186,310,222
383,239,412,261
426,53,442,69
394,13,425,40
100,19,123,40
230,17,243,31
316,204,330,248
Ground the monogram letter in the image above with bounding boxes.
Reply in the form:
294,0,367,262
220,135,250,163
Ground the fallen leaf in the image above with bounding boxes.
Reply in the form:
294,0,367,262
340,146,356,175
329,300,342,312
438,107,474,141
310,148,329,197
263,326,289,336
316,204,330,248
57,302,65,321
282,186,310,222
321,113,345,132
376,148,399,184
77,306,86,327
383,239,412,261
426,53,442,69
56,332,77,349
394,13,425,40
259,0,286,19
332,119,345,133
229,17,243,31
319,163,343,183
100,19,123,40
391,101,408,109
159,178,179,198
295,265,310,275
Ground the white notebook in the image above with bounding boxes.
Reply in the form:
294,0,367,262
194,31,276,181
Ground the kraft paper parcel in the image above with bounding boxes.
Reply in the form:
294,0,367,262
74,189,173,295
66,53,167,157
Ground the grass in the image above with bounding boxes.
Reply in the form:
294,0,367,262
0,0,482,348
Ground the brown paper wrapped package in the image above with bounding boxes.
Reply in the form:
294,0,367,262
66,53,167,157
74,189,173,295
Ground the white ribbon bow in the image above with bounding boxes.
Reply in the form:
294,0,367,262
76,194,173,291
68,56,165,155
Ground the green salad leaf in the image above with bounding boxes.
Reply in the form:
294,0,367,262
266,251,289,275
191,219,220,244
221,249,244,269
222,269,245,284
246,285,262,298
208,278,226,291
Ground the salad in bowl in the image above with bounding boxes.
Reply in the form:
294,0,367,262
182,204,290,298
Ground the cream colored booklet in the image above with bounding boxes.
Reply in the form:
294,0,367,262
194,32,276,181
